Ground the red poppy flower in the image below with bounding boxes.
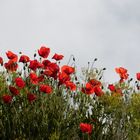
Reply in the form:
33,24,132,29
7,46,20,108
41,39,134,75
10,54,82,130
48,63,60,73
80,123,92,134
61,65,75,75
37,62,44,68
19,55,30,63
4,60,18,72
136,72,140,81
38,74,44,83
38,46,50,58
39,84,53,94
115,67,129,80
29,60,37,70
94,86,104,96
58,72,71,85
29,72,38,85
2,95,13,104
44,69,53,77
89,79,101,87
42,60,51,69
0,57,3,65
44,63,60,79
29,60,43,71
15,77,25,88
27,93,37,103
6,51,18,62
9,86,20,96
65,81,76,91
52,53,64,61
108,84,115,91
81,83,94,95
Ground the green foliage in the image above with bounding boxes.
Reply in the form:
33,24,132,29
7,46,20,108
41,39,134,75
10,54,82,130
1,50,140,139
1,84,140,140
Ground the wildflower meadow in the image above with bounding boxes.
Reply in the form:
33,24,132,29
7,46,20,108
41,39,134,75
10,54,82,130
0,46,140,140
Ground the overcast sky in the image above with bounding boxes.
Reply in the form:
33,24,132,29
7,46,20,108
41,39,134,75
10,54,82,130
0,0,140,83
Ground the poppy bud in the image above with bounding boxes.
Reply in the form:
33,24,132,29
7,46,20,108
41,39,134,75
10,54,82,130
96,69,98,73
130,78,133,81
76,82,80,85
94,58,97,61
34,53,37,58
23,66,26,70
99,76,102,80
40,70,44,74
128,78,133,83
75,76,78,81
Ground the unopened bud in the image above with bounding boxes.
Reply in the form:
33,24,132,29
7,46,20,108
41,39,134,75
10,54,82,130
34,53,37,58
40,70,43,74
99,76,102,80
94,58,97,61
129,78,133,82
75,76,78,81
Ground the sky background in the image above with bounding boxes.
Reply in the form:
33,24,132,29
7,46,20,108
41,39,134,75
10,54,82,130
0,0,140,83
